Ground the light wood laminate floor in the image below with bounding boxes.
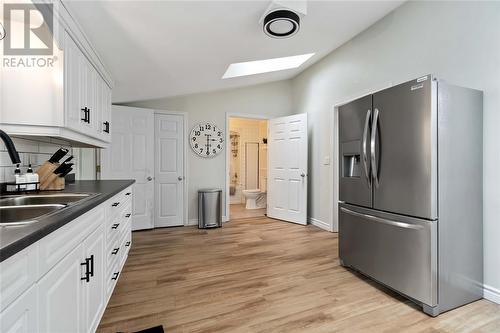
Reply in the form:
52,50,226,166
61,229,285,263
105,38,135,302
97,217,500,333
230,203,266,219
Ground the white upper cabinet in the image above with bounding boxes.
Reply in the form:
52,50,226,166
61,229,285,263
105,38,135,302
0,0,113,147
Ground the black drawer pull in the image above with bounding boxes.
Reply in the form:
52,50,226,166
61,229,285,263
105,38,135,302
80,257,91,282
112,248,119,255
125,213,131,218
125,192,131,196
112,202,120,207
111,272,119,280
89,254,94,277
125,241,131,247
112,223,120,229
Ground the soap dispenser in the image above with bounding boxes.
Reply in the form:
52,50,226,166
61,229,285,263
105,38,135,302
14,164,27,190
26,164,39,190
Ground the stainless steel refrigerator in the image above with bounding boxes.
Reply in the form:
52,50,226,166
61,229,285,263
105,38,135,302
338,75,483,316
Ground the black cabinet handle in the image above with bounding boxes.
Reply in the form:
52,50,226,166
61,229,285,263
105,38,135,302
112,247,119,255
81,107,89,122
125,241,131,247
111,272,119,280
89,254,94,277
125,213,131,218
125,192,131,196
80,257,91,282
112,202,120,207
112,223,120,229
103,121,110,133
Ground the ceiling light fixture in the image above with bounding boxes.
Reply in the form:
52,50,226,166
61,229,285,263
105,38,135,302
222,53,314,79
263,9,300,38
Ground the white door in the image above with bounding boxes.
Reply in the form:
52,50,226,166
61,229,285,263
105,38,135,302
38,244,85,333
267,113,308,225
154,114,185,227
101,106,155,230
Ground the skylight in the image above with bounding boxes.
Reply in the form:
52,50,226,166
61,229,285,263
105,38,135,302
222,53,315,79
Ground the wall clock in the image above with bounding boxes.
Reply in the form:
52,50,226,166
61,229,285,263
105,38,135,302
190,122,225,158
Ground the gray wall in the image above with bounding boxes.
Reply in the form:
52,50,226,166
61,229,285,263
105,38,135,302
127,80,293,222
290,1,500,300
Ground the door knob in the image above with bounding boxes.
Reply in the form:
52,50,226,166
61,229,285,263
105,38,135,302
178,176,183,181
300,173,306,177
147,176,153,181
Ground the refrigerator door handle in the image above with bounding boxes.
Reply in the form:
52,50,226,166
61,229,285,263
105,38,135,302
370,108,380,187
362,109,372,187
340,207,423,230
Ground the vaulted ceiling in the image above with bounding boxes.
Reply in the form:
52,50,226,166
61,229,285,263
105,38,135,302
65,1,403,103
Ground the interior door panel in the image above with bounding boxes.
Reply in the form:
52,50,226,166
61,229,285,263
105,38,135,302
101,106,155,230
267,114,308,225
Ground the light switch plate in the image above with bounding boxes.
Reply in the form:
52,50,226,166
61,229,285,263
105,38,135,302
324,156,330,165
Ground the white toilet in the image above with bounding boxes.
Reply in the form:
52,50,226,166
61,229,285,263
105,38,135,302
242,189,267,209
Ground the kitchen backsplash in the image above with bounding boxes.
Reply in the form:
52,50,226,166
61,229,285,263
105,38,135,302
0,137,74,182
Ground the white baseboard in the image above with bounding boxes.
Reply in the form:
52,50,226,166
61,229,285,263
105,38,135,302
186,219,198,226
308,217,333,232
484,284,500,304
186,216,228,227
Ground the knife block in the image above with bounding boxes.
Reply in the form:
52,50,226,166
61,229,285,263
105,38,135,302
37,162,65,190
42,176,65,191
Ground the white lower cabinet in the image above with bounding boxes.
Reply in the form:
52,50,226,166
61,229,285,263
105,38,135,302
84,225,106,333
38,243,85,333
0,186,133,333
0,285,38,333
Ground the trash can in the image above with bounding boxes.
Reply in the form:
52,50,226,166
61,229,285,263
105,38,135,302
198,188,222,228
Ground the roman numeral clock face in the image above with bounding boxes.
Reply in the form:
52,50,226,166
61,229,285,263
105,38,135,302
190,123,225,158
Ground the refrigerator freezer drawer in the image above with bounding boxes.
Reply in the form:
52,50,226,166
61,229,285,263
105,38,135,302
339,204,437,306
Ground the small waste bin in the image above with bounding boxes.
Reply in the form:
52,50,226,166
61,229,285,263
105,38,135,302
198,188,222,228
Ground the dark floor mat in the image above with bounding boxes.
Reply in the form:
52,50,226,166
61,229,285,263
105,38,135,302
132,325,164,333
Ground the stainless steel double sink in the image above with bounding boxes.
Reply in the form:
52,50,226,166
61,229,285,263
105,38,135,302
0,193,97,226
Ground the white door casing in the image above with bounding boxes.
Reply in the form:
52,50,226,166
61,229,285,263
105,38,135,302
155,113,185,227
101,106,155,230
267,113,308,225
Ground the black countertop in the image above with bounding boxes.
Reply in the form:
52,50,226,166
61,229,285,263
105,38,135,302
0,180,135,262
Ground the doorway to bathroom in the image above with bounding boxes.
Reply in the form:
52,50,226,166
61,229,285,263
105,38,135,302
227,116,269,220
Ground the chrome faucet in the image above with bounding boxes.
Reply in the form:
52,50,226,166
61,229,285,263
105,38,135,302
0,130,21,164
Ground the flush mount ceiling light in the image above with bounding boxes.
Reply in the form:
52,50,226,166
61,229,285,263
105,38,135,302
263,9,300,38
222,53,314,79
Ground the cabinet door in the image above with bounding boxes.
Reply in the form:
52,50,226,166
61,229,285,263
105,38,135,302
0,285,38,333
64,31,84,132
83,225,105,333
38,244,85,333
100,80,112,142
82,58,98,135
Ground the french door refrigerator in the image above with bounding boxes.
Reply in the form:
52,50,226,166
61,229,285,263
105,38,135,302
338,75,483,316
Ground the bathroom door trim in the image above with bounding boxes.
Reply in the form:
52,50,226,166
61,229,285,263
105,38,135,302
225,113,269,222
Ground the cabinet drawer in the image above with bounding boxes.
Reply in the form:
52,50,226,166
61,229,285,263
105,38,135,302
0,245,38,311
107,214,131,273
105,187,132,221
339,204,437,306
106,260,121,299
38,205,103,278
106,202,132,245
